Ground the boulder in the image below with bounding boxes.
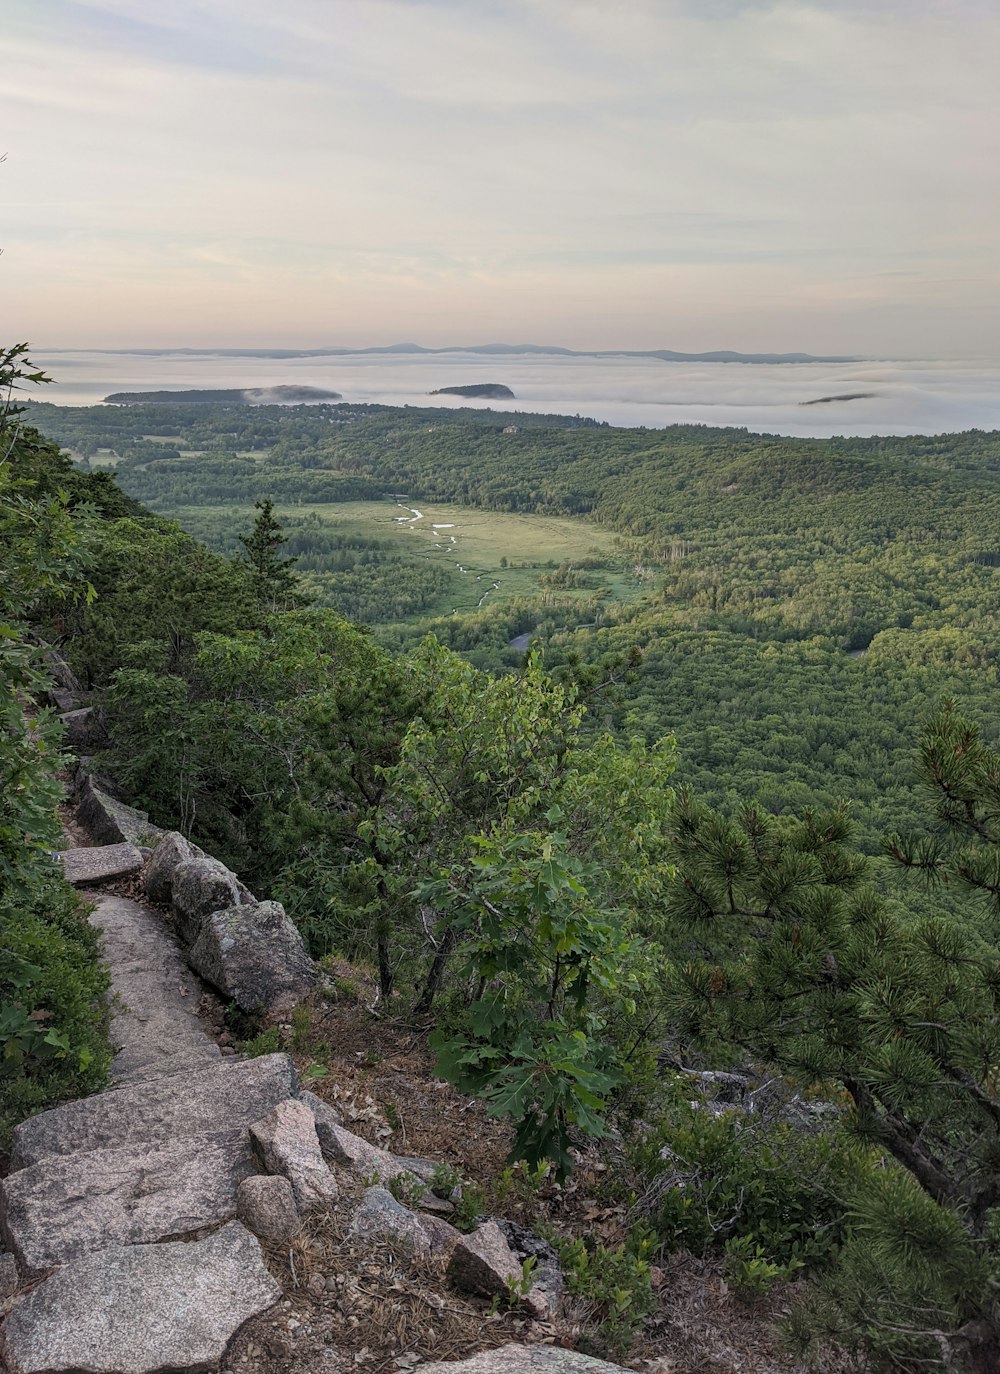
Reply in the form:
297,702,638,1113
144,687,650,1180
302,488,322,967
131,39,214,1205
61,843,144,886
418,1211,463,1257
77,776,161,847
304,1109,439,1198
236,1174,302,1243
10,1053,296,1170
59,706,103,750
496,1219,564,1321
446,1220,522,1299
38,647,81,694
298,1087,343,1129
1,1130,256,1279
348,1187,431,1258
75,756,119,796
249,1098,338,1212
0,1253,18,1301
142,830,194,905
0,1222,280,1374
49,685,85,714
190,899,317,1014
420,1347,634,1374
172,855,243,945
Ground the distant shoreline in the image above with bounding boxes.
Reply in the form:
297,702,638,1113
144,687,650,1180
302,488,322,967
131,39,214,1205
103,385,342,405
56,342,861,365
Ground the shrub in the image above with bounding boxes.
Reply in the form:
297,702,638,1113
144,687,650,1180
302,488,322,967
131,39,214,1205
626,1095,851,1271
0,879,112,1148
555,1234,656,1357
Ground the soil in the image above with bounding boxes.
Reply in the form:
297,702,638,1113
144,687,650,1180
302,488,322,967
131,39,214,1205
218,985,843,1374
45,792,845,1373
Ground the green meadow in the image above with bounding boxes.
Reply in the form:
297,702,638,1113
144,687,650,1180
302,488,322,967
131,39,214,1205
170,496,645,621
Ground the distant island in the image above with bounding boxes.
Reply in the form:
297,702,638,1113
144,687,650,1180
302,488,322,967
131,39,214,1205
80,343,861,365
103,385,342,405
429,384,515,399
800,392,876,406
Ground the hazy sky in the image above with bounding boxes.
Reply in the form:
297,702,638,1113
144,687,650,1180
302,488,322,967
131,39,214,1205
3,0,999,354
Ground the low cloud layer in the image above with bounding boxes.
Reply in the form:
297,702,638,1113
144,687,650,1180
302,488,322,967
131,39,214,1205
31,350,1000,438
4,1,999,356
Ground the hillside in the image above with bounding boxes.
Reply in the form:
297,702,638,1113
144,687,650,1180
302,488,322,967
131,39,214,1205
9,357,1000,1369
28,399,1000,858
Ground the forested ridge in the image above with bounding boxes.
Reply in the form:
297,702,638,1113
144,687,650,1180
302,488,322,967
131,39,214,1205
9,372,1000,1368
29,398,1000,858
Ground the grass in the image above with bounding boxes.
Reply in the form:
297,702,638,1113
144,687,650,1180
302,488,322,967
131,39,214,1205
171,496,647,620
87,434,650,624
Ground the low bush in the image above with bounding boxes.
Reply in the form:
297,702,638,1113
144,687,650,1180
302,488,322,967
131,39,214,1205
625,1094,854,1271
0,878,112,1149
555,1234,656,1357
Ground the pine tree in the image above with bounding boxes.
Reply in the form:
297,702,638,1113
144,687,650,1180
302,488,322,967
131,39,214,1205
237,498,300,612
663,782,1000,1371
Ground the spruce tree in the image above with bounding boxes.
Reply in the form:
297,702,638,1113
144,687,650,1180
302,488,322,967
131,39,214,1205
237,498,300,611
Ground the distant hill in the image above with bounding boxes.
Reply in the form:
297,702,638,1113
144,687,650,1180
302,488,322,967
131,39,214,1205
429,384,515,399
84,343,860,364
103,385,342,405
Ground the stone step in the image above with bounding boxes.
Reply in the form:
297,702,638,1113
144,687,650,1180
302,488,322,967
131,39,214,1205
9,1053,296,1170
421,1347,633,1374
77,775,162,847
0,1222,280,1374
87,894,222,1083
1,1129,256,1280
61,843,143,886
110,1040,223,1085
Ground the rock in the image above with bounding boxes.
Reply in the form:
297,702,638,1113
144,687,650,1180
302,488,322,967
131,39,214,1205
419,1347,634,1374
190,900,317,1015
49,685,85,713
418,1192,455,1216
446,1220,522,1299
75,756,119,796
61,843,144,886
77,775,161,847
1,1130,256,1279
236,1174,302,1243
418,1212,463,1257
172,855,244,945
89,893,221,1083
59,706,103,750
10,1053,296,1170
143,830,195,905
0,1253,18,1300
394,1154,441,1186
298,1087,344,1129
496,1219,564,1321
305,1111,438,1198
39,646,81,693
0,1222,280,1374
249,1098,338,1212
348,1187,431,1257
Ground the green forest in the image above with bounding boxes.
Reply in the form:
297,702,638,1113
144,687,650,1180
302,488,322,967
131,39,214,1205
7,363,1000,1369
28,395,1000,862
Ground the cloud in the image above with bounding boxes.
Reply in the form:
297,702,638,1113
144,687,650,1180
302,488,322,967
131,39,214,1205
2,1,999,354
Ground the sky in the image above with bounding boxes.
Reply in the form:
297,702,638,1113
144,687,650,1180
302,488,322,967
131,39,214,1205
2,0,999,355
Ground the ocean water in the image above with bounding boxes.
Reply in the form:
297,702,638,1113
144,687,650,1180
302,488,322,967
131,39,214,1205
29,349,1000,439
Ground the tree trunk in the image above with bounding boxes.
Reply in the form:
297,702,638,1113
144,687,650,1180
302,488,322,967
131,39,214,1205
414,926,457,1017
